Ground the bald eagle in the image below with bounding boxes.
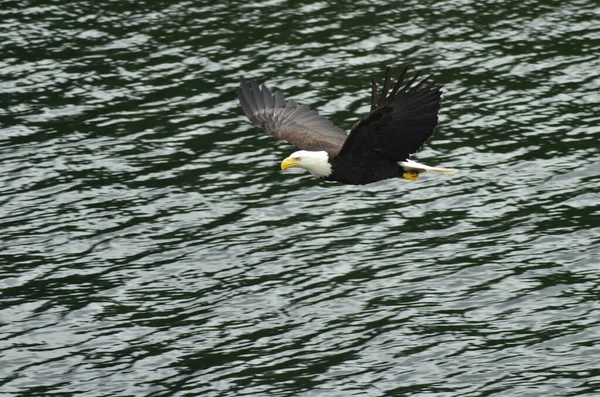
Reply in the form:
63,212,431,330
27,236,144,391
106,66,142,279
237,66,457,185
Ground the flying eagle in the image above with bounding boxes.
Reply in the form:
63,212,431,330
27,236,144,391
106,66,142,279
236,66,457,185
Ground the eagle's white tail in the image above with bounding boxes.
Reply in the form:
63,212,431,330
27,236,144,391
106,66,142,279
399,159,458,174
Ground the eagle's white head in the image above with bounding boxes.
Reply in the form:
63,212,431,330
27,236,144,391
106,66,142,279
280,150,332,178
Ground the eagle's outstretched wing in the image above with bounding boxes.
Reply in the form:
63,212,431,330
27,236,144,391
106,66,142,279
237,78,348,152
339,67,442,161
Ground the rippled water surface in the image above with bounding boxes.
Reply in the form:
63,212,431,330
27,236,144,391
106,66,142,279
2,0,600,396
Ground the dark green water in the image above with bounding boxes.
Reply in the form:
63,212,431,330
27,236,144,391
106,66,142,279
2,0,599,396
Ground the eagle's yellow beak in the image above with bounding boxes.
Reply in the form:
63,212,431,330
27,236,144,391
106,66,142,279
281,157,300,170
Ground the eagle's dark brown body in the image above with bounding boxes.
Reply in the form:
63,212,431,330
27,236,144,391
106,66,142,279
327,151,402,185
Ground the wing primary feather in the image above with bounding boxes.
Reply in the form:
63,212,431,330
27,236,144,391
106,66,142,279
390,66,408,97
262,84,274,109
412,74,432,91
284,99,302,120
402,70,422,94
237,87,255,120
249,79,265,115
274,91,285,107
378,66,392,107
238,77,258,116
370,78,377,111
272,91,286,119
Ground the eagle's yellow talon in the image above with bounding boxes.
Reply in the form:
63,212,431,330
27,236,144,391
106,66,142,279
402,171,419,181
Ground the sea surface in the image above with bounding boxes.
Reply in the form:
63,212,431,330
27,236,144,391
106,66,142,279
1,0,599,396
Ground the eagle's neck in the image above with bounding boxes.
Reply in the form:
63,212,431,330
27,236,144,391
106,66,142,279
300,151,332,178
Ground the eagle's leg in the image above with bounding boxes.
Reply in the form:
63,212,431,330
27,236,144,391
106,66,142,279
401,170,420,181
